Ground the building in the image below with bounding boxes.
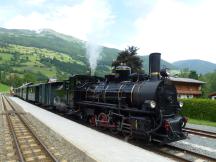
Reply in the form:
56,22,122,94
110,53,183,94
208,92,216,100
169,77,205,99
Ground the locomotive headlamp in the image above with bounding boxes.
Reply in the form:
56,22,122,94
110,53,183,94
179,101,183,108
150,100,157,109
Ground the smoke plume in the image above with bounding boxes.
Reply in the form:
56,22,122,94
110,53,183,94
86,40,102,75
85,0,113,75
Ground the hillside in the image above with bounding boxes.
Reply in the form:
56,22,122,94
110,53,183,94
139,55,176,72
0,27,174,87
0,27,120,77
173,60,216,74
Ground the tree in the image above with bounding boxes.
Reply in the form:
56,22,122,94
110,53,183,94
23,73,36,83
112,46,143,73
36,72,48,82
188,70,198,79
199,71,216,97
178,69,199,80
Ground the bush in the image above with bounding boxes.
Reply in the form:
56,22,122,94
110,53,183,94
181,98,216,122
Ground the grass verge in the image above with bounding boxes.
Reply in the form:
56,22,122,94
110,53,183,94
0,83,10,92
188,118,216,127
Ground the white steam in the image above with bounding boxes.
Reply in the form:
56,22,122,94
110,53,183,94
85,0,114,75
86,41,102,75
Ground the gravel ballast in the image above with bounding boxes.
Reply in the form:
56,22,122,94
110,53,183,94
6,97,96,162
23,113,96,162
186,123,216,133
169,123,216,159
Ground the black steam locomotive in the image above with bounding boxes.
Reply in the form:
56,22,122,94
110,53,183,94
14,53,187,143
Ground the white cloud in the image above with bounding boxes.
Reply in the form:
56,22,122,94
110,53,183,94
131,0,216,63
0,9,9,23
21,0,46,5
3,0,216,64
4,0,114,41
124,0,157,10
4,12,49,30
4,0,114,73
0,6,17,24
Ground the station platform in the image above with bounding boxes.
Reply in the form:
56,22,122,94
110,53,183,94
10,97,173,162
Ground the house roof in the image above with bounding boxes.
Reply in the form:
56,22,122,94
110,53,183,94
169,77,205,84
208,92,216,97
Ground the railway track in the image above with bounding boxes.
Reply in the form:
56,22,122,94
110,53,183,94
128,138,216,162
1,95,58,162
4,95,216,162
183,127,216,139
154,144,216,162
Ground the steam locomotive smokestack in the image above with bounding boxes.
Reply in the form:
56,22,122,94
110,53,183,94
149,53,161,80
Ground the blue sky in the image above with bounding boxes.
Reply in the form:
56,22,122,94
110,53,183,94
0,0,216,63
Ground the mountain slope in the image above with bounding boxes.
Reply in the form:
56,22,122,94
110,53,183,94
0,27,177,87
0,27,175,74
0,44,90,88
0,27,88,62
173,60,216,74
0,27,120,64
0,27,120,76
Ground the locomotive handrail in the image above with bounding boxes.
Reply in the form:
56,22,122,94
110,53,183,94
76,82,92,89
76,101,155,115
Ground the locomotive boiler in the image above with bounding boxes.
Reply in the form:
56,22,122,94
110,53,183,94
14,53,187,144
72,53,187,143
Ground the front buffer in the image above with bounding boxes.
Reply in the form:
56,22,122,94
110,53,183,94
152,115,188,144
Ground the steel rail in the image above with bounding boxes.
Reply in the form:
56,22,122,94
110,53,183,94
128,136,216,162
142,142,216,162
146,145,190,162
164,144,216,162
130,138,216,162
5,94,215,162
3,95,59,162
183,127,216,139
1,96,25,162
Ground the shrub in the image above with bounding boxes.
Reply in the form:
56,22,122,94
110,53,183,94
181,98,216,122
